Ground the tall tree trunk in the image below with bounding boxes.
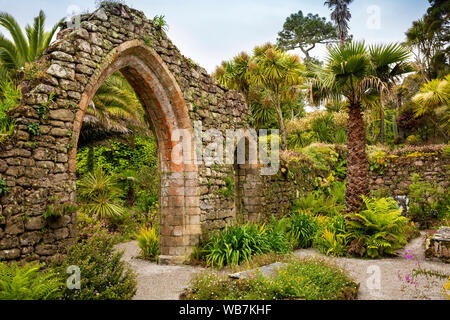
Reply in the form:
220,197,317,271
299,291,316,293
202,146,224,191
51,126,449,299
87,145,95,173
345,103,369,212
275,96,287,151
126,183,135,207
380,105,385,145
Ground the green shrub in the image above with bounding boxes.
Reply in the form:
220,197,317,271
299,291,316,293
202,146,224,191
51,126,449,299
183,258,358,300
314,214,348,257
346,196,409,258
77,167,127,222
408,174,450,229
136,226,160,260
301,143,340,173
442,145,450,157
288,210,319,249
0,262,63,300
77,211,116,241
265,217,292,254
204,223,271,268
293,181,345,216
54,236,137,300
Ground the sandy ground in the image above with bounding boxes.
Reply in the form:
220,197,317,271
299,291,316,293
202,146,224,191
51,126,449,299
116,232,449,300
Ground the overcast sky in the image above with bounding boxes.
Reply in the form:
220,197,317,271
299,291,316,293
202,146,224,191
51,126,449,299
0,0,430,73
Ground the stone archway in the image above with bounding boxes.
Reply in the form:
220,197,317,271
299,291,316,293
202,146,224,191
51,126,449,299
68,40,200,264
0,3,267,264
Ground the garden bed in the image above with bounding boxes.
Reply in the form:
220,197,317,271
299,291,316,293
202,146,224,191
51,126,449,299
180,257,359,300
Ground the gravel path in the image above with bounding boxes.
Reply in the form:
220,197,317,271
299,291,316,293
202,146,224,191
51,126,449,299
116,233,449,300
293,233,449,300
115,241,203,300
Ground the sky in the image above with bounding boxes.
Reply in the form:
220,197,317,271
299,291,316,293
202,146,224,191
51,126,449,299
0,0,430,74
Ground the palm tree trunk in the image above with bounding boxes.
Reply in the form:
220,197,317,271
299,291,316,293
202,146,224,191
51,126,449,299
345,103,369,212
380,105,385,145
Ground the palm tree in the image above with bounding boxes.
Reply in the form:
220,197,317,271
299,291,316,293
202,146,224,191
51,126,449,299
0,10,62,81
79,72,151,147
324,0,353,46
412,74,449,138
369,43,413,144
252,44,304,150
312,41,411,212
215,52,253,102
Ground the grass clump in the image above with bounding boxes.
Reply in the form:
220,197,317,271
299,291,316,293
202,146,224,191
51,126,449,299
203,221,292,269
136,225,160,261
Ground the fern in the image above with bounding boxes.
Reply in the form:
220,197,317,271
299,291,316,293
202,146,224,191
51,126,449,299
346,196,409,258
0,262,63,300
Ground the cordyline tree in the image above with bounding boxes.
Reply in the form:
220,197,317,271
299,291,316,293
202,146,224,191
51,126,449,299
215,44,304,150
277,11,338,61
311,41,411,212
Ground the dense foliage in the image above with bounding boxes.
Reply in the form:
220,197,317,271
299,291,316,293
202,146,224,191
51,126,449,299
408,174,450,229
0,262,63,300
53,237,137,300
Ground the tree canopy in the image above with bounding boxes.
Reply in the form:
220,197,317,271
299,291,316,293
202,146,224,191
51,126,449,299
277,11,338,60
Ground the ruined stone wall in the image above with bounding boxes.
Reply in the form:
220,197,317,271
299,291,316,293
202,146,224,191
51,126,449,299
259,152,321,220
369,145,449,197
0,3,256,263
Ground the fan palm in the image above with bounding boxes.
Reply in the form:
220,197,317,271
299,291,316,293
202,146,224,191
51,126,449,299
77,167,126,221
324,0,353,46
311,41,411,212
368,43,413,144
0,10,62,81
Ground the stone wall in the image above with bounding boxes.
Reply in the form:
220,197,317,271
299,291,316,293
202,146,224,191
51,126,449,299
369,145,449,197
2,3,447,265
0,3,257,264
259,151,323,219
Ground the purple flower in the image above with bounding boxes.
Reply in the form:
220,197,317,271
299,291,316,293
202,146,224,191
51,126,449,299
403,249,414,260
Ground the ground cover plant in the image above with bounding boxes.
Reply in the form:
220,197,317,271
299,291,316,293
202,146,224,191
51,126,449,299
182,257,358,300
